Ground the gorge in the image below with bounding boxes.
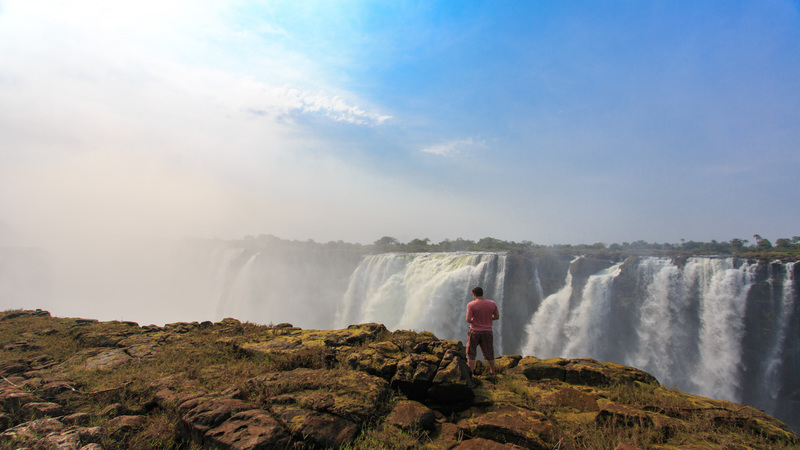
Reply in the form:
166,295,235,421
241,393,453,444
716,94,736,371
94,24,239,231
2,238,799,433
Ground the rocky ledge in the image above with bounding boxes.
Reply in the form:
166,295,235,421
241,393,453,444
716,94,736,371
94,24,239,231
0,309,797,449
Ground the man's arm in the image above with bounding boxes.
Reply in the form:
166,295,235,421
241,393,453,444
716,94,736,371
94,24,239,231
466,304,473,323
492,306,500,321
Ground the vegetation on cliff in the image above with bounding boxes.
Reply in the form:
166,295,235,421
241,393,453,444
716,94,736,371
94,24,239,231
209,233,800,261
1,309,797,449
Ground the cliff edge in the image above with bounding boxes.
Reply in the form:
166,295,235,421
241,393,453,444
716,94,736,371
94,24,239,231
1,309,797,449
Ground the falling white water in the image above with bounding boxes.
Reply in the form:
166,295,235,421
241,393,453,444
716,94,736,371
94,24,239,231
335,252,507,353
689,258,756,402
218,252,259,319
522,258,577,357
533,265,546,303
628,257,689,388
521,256,762,405
764,261,798,403
560,263,623,358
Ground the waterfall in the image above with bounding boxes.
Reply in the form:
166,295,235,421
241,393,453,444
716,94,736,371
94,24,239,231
561,262,623,358
523,256,758,404
764,261,797,407
184,246,798,433
628,257,689,388
217,252,259,319
688,258,756,401
335,252,507,353
522,257,576,357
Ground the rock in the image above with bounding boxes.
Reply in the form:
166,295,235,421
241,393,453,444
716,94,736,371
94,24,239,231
81,443,104,450
40,380,78,399
0,360,30,375
205,409,291,449
165,321,201,333
0,417,65,443
545,387,599,412
107,415,147,439
0,384,40,414
384,400,438,432
33,426,103,450
346,341,404,378
509,357,658,387
389,329,439,351
430,421,466,447
246,368,390,425
455,437,526,449
596,402,652,427
458,405,554,449
41,428,81,448
271,405,359,448
323,323,388,347
493,354,522,373
76,425,103,443
178,397,257,443
84,348,133,370
429,349,474,403
1,341,42,352
74,319,99,325
100,403,128,417
392,353,441,400
76,332,124,348
61,412,91,426
22,401,63,418
125,342,159,360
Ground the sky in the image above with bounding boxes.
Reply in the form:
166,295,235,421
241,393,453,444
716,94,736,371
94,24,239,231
1,0,799,249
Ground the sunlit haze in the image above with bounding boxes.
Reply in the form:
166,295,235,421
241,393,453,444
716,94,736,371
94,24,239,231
1,1,799,322
2,1,799,247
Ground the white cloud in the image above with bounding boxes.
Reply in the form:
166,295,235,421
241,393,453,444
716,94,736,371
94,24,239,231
421,137,486,157
281,89,392,125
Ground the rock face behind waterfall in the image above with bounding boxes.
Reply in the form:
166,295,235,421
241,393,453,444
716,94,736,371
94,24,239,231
1,310,797,449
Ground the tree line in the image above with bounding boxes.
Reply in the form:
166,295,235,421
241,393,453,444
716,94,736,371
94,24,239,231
220,233,800,261
371,234,800,260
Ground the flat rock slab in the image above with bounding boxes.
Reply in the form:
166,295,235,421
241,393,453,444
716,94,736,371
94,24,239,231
22,401,63,419
205,409,291,450
178,397,256,443
246,368,390,425
459,405,554,449
84,348,133,370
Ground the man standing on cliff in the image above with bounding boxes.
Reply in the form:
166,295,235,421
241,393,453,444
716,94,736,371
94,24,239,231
465,286,500,375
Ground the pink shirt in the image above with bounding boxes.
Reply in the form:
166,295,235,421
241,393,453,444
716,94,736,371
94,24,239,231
466,299,498,332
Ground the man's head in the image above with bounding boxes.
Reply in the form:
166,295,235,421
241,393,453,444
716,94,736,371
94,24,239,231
472,286,483,298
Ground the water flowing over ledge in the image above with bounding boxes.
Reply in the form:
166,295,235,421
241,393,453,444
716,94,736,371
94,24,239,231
2,245,799,432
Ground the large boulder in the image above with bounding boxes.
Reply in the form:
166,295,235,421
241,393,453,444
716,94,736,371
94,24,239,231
390,340,473,403
384,400,438,432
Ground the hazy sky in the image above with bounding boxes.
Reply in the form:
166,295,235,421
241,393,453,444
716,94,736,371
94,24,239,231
2,0,799,247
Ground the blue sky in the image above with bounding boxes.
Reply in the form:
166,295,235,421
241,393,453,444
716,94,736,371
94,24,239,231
1,0,799,247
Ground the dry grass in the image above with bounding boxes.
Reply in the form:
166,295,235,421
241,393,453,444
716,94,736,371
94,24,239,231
2,309,797,449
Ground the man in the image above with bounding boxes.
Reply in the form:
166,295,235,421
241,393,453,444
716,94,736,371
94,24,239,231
465,286,499,375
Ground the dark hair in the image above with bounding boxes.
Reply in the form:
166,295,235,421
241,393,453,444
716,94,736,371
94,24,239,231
472,286,483,297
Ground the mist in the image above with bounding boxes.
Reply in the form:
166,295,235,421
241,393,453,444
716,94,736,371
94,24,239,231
2,1,799,323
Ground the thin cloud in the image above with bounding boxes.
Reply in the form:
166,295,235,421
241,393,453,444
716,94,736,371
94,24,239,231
284,89,392,126
421,137,486,157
